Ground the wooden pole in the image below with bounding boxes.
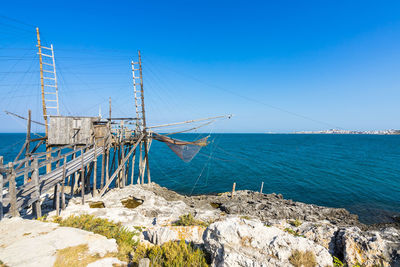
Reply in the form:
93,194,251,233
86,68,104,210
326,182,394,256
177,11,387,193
100,144,105,189
32,159,41,218
260,181,264,194
53,150,61,209
93,143,98,196
0,156,3,220
100,135,143,196
231,182,236,198
61,156,66,210
121,143,126,187
138,51,151,184
130,149,136,185
139,142,144,184
80,149,85,204
24,110,31,183
8,163,19,217
36,28,52,174
105,147,110,184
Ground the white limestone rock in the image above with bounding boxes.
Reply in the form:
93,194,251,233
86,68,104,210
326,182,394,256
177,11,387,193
203,217,333,267
0,218,118,267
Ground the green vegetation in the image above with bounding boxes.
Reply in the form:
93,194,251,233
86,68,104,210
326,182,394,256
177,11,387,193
52,214,209,266
53,214,139,261
289,218,302,227
0,260,9,267
133,240,208,267
88,201,105,208
173,213,209,227
289,250,317,267
121,197,143,209
284,228,305,238
333,256,345,267
240,215,252,220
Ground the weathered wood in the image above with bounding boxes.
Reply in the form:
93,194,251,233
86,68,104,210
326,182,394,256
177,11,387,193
80,149,85,204
24,110,31,183
93,143,98,197
231,182,236,199
100,145,105,189
121,142,126,187
130,149,136,185
53,149,61,209
0,156,3,220
260,181,264,194
32,159,41,218
55,183,60,216
8,163,19,217
100,135,143,196
61,156,66,210
105,147,110,184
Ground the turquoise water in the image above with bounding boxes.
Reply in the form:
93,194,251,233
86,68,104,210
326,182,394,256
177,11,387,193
1,133,399,224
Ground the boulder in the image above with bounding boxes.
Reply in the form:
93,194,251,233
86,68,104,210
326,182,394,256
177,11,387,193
145,225,205,245
203,217,333,267
0,218,118,267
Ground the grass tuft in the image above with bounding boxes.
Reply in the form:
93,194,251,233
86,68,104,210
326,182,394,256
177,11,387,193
284,228,305,238
289,250,317,267
53,244,102,267
173,213,209,227
133,240,208,267
289,218,302,227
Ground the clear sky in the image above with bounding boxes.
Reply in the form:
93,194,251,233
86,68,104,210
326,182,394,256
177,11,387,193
1,0,400,133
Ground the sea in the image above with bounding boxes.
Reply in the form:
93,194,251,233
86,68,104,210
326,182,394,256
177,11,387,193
1,133,399,225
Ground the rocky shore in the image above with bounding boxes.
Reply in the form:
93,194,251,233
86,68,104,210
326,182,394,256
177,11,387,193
1,183,399,266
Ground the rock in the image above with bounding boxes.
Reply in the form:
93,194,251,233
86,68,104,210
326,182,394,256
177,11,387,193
87,257,126,267
203,217,333,267
145,225,205,245
335,227,393,267
0,218,118,267
138,258,151,267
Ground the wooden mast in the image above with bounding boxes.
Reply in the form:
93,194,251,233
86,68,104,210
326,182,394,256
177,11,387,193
36,27,52,174
138,50,151,183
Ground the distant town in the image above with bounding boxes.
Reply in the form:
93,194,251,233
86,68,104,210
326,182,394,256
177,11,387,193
293,129,400,135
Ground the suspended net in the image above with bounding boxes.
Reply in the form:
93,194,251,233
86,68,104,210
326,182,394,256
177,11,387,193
152,133,209,162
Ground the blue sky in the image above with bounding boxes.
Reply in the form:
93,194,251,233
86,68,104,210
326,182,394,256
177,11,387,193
1,0,400,133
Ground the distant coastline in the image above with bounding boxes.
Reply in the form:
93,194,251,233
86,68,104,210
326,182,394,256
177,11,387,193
292,129,400,135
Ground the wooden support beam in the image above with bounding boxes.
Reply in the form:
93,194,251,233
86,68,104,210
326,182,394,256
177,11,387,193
32,159,41,218
93,143,98,197
100,135,143,196
121,143,125,187
231,182,236,199
105,147,110,184
61,156,66,210
24,110,31,183
80,149,85,204
100,145,105,189
8,163,19,217
130,149,136,185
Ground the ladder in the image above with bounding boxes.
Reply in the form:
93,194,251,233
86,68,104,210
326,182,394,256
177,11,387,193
36,28,60,136
131,57,144,131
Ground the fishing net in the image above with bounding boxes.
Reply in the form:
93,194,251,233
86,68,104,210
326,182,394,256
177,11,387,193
152,133,209,162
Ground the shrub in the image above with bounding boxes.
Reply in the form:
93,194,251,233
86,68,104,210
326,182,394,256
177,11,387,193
173,213,208,227
284,228,305,238
133,240,208,267
289,218,302,227
333,256,344,267
289,250,317,267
